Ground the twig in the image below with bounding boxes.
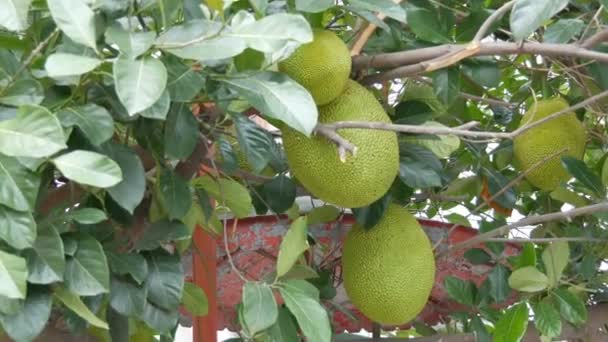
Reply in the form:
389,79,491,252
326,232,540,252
0,28,59,93
483,237,605,243
472,1,514,42
133,0,149,31
440,202,608,257
579,6,604,47
581,28,608,49
313,124,358,162
350,0,405,56
460,93,517,108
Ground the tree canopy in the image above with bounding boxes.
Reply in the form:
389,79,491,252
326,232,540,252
1,0,608,341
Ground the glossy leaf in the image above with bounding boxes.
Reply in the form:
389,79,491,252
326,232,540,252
0,204,36,250
0,289,52,341
0,154,40,211
57,104,114,146
109,276,146,316
141,89,171,120
53,150,122,188
233,114,273,173
145,252,184,311
542,241,569,287
113,55,168,116
533,298,561,338
165,59,205,102
561,156,605,197
276,217,309,278
141,299,179,333
54,285,108,329
508,266,549,292
493,303,529,342
64,235,110,296
105,25,155,58
352,193,391,229
552,288,587,325
510,0,569,41
100,142,146,214
0,250,26,299
0,0,32,31
64,208,107,224
228,13,313,53
223,71,318,136
182,282,208,316
242,282,278,335
268,306,299,342
192,175,253,218
47,0,97,49
106,252,148,285
0,104,66,158
45,53,102,77
444,276,476,306
25,226,65,284
399,143,443,188
279,280,331,342
405,4,450,43
0,79,44,106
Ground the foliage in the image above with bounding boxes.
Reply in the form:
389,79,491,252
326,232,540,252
1,0,608,341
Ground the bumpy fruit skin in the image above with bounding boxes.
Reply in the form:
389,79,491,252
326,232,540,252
281,80,399,208
278,29,351,106
513,97,586,191
341,205,436,325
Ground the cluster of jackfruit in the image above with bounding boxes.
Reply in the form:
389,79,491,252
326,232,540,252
279,30,436,326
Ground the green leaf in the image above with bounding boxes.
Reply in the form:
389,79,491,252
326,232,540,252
45,53,102,77
242,282,278,335
165,58,205,102
493,303,529,342
444,276,476,306
0,154,40,211
141,300,179,333
192,175,253,218
279,280,331,342
141,89,171,120
54,286,108,329
109,276,147,316
0,104,66,158
159,168,192,220
25,226,65,284
0,79,44,106
470,315,492,342
0,295,21,315
542,241,569,287
133,219,190,251
106,252,148,285
561,156,605,197
0,0,32,31
307,205,341,225
0,250,26,299
433,67,461,106
105,25,155,58
268,306,299,342
113,55,168,115
533,298,561,338
544,19,585,43
404,4,450,43
65,235,110,296
53,150,122,188
228,13,313,53
181,282,208,316
509,0,569,41
233,114,273,173
164,104,198,159
602,156,608,187
352,193,391,229
295,0,333,13
399,143,443,188
262,175,296,214
549,187,589,207
47,0,97,50
402,121,460,159
223,71,318,136
552,288,587,325
57,104,114,146
65,208,107,224
508,266,550,292
145,252,184,311
483,167,517,209
0,289,52,341
100,142,146,214
281,264,319,280
349,0,406,23
0,204,36,250
488,264,511,302
464,248,492,265
276,217,309,278
462,58,501,88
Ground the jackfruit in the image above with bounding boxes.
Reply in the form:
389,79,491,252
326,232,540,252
278,29,351,106
341,204,435,325
281,80,399,208
513,97,586,191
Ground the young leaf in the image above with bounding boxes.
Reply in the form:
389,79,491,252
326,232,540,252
510,0,569,41
53,150,122,188
493,303,529,342
542,241,569,287
0,104,66,158
0,250,27,299
561,156,605,197
552,288,587,325
242,282,278,336
0,290,52,341
508,266,550,292
113,55,168,116
276,217,309,278
25,226,65,284
533,298,562,338
47,0,97,50
444,276,476,306
223,71,318,136
54,286,108,329
56,104,114,146
182,282,208,316
64,235,110,296
278,280,331,342
0,154,40,211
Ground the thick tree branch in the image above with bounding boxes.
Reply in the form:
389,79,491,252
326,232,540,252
441,202,608,257
581,28,608,48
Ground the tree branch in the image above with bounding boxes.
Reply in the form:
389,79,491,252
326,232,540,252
440,202,608,257
581,28,608,49
313,123,358,162
350,0,405,56
472,1,514,42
